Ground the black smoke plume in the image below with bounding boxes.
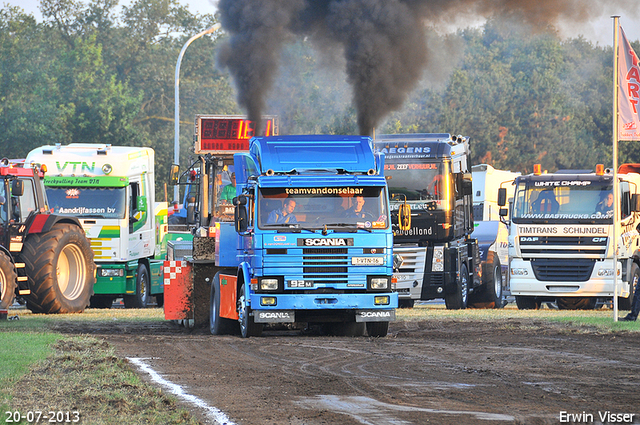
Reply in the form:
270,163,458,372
217,0,639,136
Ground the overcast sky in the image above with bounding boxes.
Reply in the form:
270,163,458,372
2,0,218,20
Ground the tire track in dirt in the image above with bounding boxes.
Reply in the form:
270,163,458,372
96,320,640,425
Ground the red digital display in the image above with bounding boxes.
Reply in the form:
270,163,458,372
195,115,277,153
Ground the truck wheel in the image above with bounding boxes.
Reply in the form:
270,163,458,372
155,294,164,308
445,262,468,310
557,297,597,310
210,272,237,335
472,255,503,308
22,223,95,314
398,299,415,309
0,251,17,309
238,284,262,338
619,263,639,310
515,296,541,310
366,321,389,337
124,263,150,308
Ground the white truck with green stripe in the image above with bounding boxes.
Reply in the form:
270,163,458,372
25,144,167,308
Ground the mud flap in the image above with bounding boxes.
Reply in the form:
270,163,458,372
355,309,396,322
253,310,295,323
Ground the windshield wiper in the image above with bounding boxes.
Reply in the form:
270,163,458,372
269,224,318,233
322,223,373,233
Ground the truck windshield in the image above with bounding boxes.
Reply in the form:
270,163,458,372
384,161,451,211
512,179,614,221
46,187,126,219
258,186,388,230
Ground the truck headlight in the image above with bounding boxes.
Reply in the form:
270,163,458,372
510,268,529,276
597,269,615,277
259,278,279,291
368,277,389,291
432,247,444,272
100,268,124,277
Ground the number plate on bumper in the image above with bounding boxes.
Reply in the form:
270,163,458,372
351,257,384,265
355,309,396,322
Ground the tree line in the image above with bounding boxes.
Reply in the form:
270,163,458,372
1,0,638,199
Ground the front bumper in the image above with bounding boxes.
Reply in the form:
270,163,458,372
509,258,628,297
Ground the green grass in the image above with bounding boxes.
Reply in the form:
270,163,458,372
0,332,60,383
0,332,61,413
0,308,201,424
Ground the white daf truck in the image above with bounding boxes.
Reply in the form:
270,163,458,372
25,144,167,308
471,164,520,305
498,164,640,310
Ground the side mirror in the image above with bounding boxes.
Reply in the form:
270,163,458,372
497,187,507,207
235,204,248,233
463,173,473,196
169,164,180,185
398,204,411,231
234,195,249,233
12,179,24,197
632,194,640,212
499,208,509,217
233,195,247,206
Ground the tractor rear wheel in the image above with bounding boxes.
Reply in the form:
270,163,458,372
22,223,95,314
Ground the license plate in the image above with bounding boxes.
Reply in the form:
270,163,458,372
352,257,384,265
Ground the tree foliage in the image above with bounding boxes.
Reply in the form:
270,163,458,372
1,1,639,198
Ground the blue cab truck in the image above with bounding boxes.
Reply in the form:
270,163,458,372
165,120,397,337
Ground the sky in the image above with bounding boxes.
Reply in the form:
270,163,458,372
3,0,640,46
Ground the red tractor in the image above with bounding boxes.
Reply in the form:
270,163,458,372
0,159,95,313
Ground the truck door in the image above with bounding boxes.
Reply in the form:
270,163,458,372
13,178,38,222
128,178,154,258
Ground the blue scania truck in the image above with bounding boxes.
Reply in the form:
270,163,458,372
164,115,397,337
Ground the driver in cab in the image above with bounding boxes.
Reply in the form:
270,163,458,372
596,192,614,215
344,195,368,219
267,198,297,224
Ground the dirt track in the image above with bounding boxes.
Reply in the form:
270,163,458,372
51,314,637,425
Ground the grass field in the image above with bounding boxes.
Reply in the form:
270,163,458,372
0,307,200,425
0,303,637,424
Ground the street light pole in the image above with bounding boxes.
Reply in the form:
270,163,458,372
174,23,221,203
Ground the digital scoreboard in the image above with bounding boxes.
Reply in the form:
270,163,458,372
194,115,279,154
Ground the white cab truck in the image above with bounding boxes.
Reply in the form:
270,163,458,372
471,164,520,303
498,164,640,310
25,144,167,308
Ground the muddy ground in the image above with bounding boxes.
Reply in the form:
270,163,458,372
53,317,640,425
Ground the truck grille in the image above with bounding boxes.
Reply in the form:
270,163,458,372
302,249,349,283
393,246,425,273
531,259,595,282
520,236,607,255
429,273,444,285
303,248,348,255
